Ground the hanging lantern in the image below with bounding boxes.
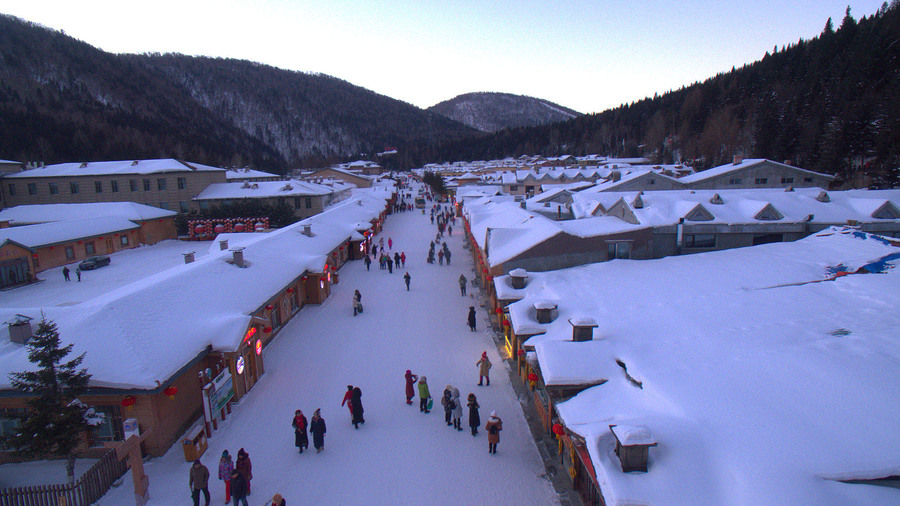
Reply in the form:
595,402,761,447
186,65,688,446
163,386,178,399
264,326,272,333
214,224,226,234
482,268,489,275
553,423,565,436
495,308,502,315
287,288,294,293
121,396,137,408
528,372,538,382
265,305,273,310
486,276,493,282
503,318,510,327
234,222,245,232
193,225,205,235
517,349,526,357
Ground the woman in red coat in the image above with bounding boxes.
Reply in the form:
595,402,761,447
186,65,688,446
292,410,308,453
404,370,418,405
341,385,354,424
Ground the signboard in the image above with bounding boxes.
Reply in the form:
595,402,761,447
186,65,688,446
205,369,234,417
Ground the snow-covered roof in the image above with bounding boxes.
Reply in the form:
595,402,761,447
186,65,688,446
0,202,176,226
0,191,390,390
3,159,225,178
225,168,280,180
499,227,900,504
0,217,140,250
194,179,334,200
679,158,834,184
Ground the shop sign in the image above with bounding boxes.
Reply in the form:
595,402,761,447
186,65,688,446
236,356,245,375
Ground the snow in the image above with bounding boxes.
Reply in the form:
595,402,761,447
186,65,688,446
499,227,900,504
4,159,223,178
0,216,139,249
609,425,655,446
0,183,559,505
0,202,176,225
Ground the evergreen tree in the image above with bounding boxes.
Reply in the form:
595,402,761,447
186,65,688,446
5,316,93,484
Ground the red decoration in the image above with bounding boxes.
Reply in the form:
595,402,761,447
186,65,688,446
287,288,294,293
214,224,226,234
163,386,178,399
495,308,502,315
265,305,273,310
482,268,488,275
503,319,510,326
517,349,526,357
553,423,565,436
528,372,538,382
264,326,272,333
301,276,308,282
121,396,136,408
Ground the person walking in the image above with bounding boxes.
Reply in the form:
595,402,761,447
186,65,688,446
450,387,463,431
437,249,444,265
400,252,406,267
292,410,308,453
467,393,481,436
441,386,453,426
445,249,451,265
404,370,418,404
467,306,477,332
418,376,431,413
310,409,327,453
230,469,248,506
364,255,371,271
352,292,362,316
75,267,81,282
476,352,492,386
388,237,393,250
459,274,467,296
403,272,411,291
351,386,365,429
218,450,234,503
189,459,210,506
394,252,401,268
341,385,354,423
387,256,393,273
485,411,503,454
235,448,252,496
62,266,70,281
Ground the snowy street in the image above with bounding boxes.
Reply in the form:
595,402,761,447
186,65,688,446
97,195,558,505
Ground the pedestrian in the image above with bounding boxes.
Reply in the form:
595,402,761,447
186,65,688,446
445,249,451,265
387,257,393,273
352,292,362,316
75,267,81,282
448,224,453,235
450,387,463,431
372,244,378,257
351,386,365,429
364,255,371,271
404,370,418,404
441,386,453,426
418,376,431,413
403,272,411,291
189,459,210,506
485,411,503,454
341,385,354,422
62,266,70,281
235,448,252,496
310,409,327,453
218,450,234,503
292,410,308,453
467,393,481,436
468,306,477,332
388,237,393,250
459,274,467,296
230,469,249,506
400,252,406,267
394,252,401,267
476,351,492,386
437,249,444,265
271,493,286,506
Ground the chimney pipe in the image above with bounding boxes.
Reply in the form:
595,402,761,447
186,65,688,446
183,252,195,264
231,247,245,267
219,239,229,251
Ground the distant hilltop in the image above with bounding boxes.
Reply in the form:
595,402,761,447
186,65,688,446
429,92,581,133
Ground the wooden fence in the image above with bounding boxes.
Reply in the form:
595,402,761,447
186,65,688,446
0,450,128,506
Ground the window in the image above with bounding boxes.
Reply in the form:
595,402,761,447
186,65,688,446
65,246,75,260
803,177,813,183
85,242,96,255
130,179,138,192
752,233,783,246
293,197,302,209
95,181,103,193
49,182,59,194
27,183,37,195
0,408,23,450
157,178,167,191
305,197,312,209
111,180,119,192
177,177,186,190
273,306,282,329
684,234,716,248
781,177,794,184
648,178,655,185
180,201,190,213
199,201,209,211
70,182,80,194
143,179,151,191
89,405,124,444
607,241,631,260
755,177,768,185
120,235,129,246
158,202,169,210
6,183,15,196
510,185,519,191
728,178,742,185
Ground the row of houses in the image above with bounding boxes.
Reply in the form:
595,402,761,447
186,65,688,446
0,188,393,459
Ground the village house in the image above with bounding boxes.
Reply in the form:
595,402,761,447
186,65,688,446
298,166,376,188
193,179,353,219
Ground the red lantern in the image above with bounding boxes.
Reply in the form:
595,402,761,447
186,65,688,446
265,305,273,310
264,326,272,333
495,308,503,315
503,319,510,327
163,386,178,399
214,224,226,234
486,276,493,282
121,396,136,408
234,222,246,232
553,423,565,436
528,372,538,382
287,288,294,293
193,225,205,235
482,268,488,275
517,349,526,357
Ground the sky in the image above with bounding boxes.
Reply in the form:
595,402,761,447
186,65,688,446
0,1,889,113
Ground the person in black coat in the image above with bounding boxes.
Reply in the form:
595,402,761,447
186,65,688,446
230,469,248,506
351,387,365,429
467,393,481,436
467,306,477,332
309,409,327,453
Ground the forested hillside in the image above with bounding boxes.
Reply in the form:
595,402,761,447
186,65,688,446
403,4,900,188
428,92,580,132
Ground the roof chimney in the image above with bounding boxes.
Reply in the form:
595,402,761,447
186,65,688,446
302,224,313,237
569,316,598,342
534,301,557,324
509,268,528,289
183,252,195,264
231,247,246,268
219,239,229,251
733,155,743,165
6,314,33,345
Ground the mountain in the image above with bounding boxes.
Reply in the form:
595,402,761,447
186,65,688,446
428,92,580,132
410,4,900,188
0,14,475,172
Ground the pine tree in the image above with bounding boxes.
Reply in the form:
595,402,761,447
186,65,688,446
5,315,93,484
